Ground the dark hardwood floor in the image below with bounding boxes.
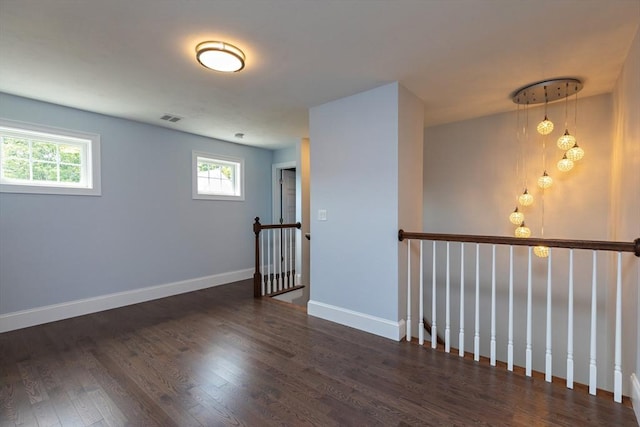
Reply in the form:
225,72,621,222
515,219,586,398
1,279,637,426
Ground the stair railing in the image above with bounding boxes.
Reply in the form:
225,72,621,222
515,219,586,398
399,230,640,403
253,217,302,297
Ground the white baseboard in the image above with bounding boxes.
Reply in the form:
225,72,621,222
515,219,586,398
307,300,406,341
0,268,253,333
631,373,640,426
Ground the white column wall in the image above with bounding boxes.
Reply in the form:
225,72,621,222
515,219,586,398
398,85,425,334
308,82,423,340
296,138,311,287
612,25,640,411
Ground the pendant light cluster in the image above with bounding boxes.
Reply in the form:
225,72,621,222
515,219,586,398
509,79,584,257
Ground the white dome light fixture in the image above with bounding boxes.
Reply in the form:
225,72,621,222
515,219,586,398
196,41,245,72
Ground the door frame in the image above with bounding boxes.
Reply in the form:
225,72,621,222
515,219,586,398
272,161,297,224
272,161,299,286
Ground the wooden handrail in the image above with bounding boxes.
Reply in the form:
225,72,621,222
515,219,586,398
398,230,640,257
253,217,301,234
259,222,302,230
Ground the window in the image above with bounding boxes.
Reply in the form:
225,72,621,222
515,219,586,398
192,151,244,201
0,119,101,196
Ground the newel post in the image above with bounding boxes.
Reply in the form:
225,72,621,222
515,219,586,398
253,217,262,297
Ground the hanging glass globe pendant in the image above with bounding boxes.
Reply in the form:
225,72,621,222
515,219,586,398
566,142,585,161
537,115,554,135
557,129,576,150
515,221,531,238
534,246,550,258
509,207,524,225
518,188,533,206
557,154,574,172
537,171,553,189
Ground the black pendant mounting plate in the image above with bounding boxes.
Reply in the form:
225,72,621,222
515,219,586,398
512,78,583,105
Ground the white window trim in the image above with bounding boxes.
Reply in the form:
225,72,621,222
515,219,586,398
192,151,245,201
0,118,101,196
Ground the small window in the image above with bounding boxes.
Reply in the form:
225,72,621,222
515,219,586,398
0,119,101,196
192,151,244,201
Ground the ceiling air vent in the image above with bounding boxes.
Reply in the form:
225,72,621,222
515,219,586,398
160,114,182,123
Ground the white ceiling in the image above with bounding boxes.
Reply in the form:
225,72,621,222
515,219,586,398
1,1,638,149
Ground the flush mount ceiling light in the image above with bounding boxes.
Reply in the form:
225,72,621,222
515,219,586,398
196,41,245,72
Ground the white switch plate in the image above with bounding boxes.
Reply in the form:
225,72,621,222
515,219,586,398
318,209,327,221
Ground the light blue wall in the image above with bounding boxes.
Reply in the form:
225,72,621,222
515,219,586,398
309,83,400,321
273,146,296,164
0,93,272,314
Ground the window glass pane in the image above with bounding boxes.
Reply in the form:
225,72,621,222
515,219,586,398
2,158,29,180
2,137,29,159
60,164,81,183
0,119,100,196
192,152,243,200
32,161,57,181
221,165,233,180
59,145,81,164
197,161,234,195
32,141,58,162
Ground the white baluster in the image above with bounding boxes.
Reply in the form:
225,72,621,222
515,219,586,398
567,249,574,389
271,229,276,292
289,228,299,286
614,252,622,403
432,241,437,349
490,244,496,366
289,228,292,288
283,229,288,289
267,230,271,294
288,228,292,287
474,243,480,362
419,241,424,345
589,251,597,395
287,228,296,288
545,249,553,382
445,242,451,353
278,229,283,291
289,228,297,286
406,239,412,342
284,228,292,288
526,246,532,377
459,243,465,357
260,232,265,296
508,245,514,371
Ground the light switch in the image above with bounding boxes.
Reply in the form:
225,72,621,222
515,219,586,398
318,209,327,221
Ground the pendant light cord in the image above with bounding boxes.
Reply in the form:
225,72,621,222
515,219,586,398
564,82,569,130
524,101,529,190
574,90,579,140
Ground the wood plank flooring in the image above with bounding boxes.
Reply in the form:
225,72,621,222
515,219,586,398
1,279,637,426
